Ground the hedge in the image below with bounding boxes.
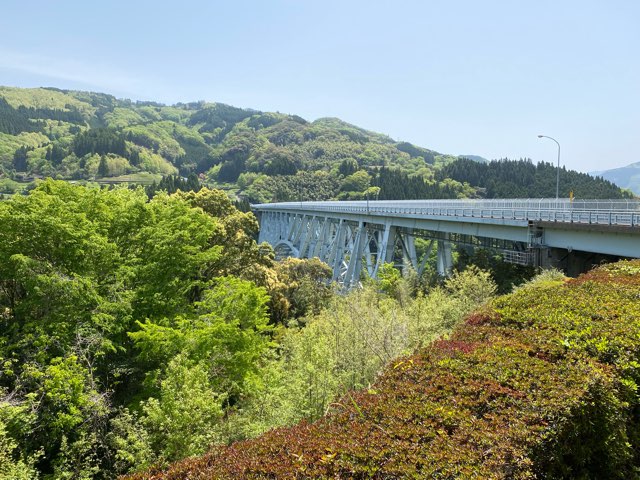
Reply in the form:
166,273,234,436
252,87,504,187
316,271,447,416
128,260,640,479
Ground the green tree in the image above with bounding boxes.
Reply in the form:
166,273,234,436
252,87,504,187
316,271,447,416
97,155,109,177
0,404,39,480
0,180,280,476
12,146,30,172
228,267,497,439
338,158,358,176
130,276,271,400
175,188,275,287
129,192,223,320
141,355,225,463
340,170,370,193
269,257,334,323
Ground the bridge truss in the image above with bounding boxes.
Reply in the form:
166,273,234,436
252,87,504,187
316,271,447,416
258,210,537,287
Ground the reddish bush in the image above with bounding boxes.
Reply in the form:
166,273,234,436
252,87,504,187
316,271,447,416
464,310,500,326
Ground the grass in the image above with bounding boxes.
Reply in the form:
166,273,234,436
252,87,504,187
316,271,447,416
96,172,163,185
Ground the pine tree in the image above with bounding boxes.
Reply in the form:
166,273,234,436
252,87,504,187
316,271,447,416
12,146,29,172
98,156,109,177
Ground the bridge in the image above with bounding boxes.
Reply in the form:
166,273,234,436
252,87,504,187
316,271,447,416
253,199,640,286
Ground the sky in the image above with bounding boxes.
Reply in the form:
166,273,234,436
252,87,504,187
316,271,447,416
1,0,638,173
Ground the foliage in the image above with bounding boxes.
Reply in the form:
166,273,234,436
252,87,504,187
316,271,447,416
174,188,275,285
140,355,225,463
107,409,153,476
130,276,272,399
0,97,38,135
0,86,95,115
0,177,28,194
376,262,407,301
128,261,640,479
0,131,49,164
268,257,334,323
0,404,39,480
73,128,127,158
221,267,495,441
241,171,339,203
372,166,467,200
0,181,276,477
145,173,201,198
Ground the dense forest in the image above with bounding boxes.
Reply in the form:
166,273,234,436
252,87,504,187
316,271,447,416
0,180,502,479
0,86,631,201
437,157,631,199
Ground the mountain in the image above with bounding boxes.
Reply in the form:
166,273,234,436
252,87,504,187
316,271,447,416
458,154,488,163
590,161,640,195
0,86,630,200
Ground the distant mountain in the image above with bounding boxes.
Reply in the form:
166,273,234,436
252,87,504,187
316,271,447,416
590,162,640,196
0,86,630,200
458,154,488,163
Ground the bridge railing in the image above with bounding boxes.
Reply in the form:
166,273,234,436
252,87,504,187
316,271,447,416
253,199,640,227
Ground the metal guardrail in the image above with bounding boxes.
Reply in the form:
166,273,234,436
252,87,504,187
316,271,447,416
253,199,640,228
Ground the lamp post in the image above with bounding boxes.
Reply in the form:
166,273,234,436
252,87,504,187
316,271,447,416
537,135,561,199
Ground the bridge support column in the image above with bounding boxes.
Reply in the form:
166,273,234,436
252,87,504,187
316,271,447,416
417,239,435,276
364,228,382,277
278,212,288,240
437,233,453,276
344,221,367,287
260,211,280,244
297,216,316,258
400,229,418,271
311,218,329,258
257,212,267,244
329,220,347,281
292,214,307,246
373,222,397,277
301,216,320,258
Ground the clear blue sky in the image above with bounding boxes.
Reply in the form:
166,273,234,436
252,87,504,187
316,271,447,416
1,0,638,173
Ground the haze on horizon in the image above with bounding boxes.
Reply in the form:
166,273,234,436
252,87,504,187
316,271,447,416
0,0,638,173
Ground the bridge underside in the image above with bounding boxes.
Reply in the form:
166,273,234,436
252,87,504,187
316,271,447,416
258,211,534,287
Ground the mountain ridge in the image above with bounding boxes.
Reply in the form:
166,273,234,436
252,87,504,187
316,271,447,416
590,161,640,195
0,85,630,201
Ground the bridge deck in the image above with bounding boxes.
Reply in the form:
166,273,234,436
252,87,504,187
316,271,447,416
253,199,640,228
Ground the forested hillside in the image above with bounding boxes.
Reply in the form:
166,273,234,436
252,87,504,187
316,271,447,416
438,157,632,199
0,86,630,201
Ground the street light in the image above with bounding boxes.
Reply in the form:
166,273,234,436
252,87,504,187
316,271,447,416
537,135,561,199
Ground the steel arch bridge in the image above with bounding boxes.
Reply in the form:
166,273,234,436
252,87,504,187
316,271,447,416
253,199,640,287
